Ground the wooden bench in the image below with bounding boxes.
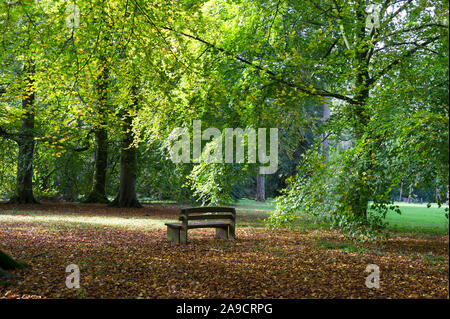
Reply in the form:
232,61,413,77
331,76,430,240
165,207,236,244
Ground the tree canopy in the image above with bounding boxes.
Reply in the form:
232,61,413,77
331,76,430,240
0,0,448,239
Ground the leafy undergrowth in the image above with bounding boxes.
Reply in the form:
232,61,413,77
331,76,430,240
0,202,448,299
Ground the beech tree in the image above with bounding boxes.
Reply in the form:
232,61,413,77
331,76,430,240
0,0,447,237
0,1,43,204
110,84,142,208
84,57,110,204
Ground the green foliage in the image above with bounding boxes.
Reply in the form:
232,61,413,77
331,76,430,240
136,140,193,202
0,0,448,239
264,0,449,238
267,150,387,240
187,135,251,205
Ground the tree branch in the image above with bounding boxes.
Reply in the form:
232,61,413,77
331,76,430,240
164,25,358,103
384,23,449,38
370,36,441,85
130,0,358,105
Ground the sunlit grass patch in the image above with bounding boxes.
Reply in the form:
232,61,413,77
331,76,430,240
0,211,169,230
235,199,449,235
232,198,275,212
384,202,449,235
315,240,367,253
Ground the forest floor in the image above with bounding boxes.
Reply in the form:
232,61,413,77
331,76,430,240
0,202,448,299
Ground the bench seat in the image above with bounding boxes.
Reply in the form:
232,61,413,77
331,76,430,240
165,221,231,229
165,207,236,244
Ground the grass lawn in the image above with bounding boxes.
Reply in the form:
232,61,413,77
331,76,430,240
233,199,449,235
384,203,449,234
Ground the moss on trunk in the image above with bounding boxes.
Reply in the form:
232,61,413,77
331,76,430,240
0,250,25,270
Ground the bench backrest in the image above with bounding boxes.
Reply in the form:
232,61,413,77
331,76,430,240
179,207,236,225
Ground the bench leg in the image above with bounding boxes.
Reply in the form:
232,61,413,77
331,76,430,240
215,227,228,239
180,228,188,244
229,222,236,240
167,227,180,243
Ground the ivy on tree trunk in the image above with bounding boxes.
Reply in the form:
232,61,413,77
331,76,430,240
0,250,24,270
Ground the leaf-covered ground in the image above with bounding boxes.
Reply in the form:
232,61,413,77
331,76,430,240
0,202,448,299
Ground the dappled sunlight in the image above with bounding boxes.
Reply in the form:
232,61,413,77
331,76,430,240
0,212,169,230
0,0,447,303
1,216,447,298
0,202,448,298
0,202,272,230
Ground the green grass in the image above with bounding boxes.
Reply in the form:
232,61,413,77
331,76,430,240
233,198,276,210
383,202,449,234
423,252,447,266
315,240,368,253
233,199,448,235
0,211,171,231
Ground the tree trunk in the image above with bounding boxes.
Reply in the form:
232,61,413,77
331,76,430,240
9,62,37,204
110,86,141,208
348,4,371,221
0,250,24,280
84,129,109,203
0,249,24,270
350,85,370,221
84,60,109,203
408,184,413,203
435,188,441,203
398,181,403,202
109,133,141,208
255,173,265,202
322,101,330,161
